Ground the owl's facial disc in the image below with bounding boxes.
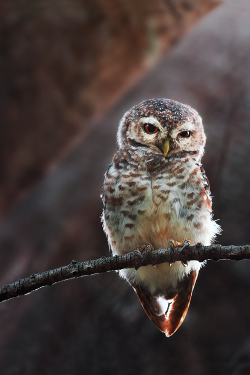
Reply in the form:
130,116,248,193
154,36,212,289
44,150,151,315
117,99,206,161
127,116,199,157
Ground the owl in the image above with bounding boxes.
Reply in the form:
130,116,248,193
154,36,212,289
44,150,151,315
101,98,220,336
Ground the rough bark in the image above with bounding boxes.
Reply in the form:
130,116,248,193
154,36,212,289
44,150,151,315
1,244,249,303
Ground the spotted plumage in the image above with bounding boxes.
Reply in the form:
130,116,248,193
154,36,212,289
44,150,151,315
101,98,220,336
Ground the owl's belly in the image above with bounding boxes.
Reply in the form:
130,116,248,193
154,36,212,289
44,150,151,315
112,187,205,292
109,185,212,255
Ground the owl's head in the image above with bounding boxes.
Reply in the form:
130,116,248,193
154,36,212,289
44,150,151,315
117,99,206,161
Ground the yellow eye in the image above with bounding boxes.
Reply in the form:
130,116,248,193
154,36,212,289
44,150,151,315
179,131,191,138
144,124,158,134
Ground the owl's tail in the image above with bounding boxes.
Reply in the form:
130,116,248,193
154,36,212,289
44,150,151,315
131,269,198,336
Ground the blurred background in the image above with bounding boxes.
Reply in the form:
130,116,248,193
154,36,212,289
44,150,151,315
0,0,250,374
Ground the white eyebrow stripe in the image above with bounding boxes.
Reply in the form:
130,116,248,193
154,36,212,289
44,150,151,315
139,117,161,127
178,121,195,131
171,121,195,136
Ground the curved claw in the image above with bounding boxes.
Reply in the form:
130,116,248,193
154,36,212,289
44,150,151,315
181,240,191,251
180,240,191,266
169,240,177,251
169,239,191,267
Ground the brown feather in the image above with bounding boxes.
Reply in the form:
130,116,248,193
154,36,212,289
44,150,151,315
131,270,198,336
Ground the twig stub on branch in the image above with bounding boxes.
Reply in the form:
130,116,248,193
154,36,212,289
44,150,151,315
0,243,249,303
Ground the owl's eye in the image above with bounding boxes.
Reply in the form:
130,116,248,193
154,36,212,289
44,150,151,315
179,131,191,138
144,124,158,134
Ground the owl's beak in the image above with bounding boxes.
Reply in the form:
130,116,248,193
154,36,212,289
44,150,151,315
161,139,170,157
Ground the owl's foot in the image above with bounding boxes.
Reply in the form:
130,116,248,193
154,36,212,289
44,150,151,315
169,239,190,249
169,240,190,267
133,244,154,270
134,244,154,256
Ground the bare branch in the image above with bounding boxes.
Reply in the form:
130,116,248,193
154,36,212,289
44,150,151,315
0,243,249,303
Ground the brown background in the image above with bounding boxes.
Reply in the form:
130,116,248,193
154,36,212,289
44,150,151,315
0,0,250,374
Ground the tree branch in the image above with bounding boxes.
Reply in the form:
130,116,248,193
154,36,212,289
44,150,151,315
1,243,249,303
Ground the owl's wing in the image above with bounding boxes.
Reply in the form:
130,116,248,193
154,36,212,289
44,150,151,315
200,164,212,209
131,270,198,336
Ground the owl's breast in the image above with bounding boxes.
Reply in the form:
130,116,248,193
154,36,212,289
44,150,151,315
149,156,219,248
102,152,219,257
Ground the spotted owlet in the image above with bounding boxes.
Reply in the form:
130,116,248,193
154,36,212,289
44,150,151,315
101,98,220,336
